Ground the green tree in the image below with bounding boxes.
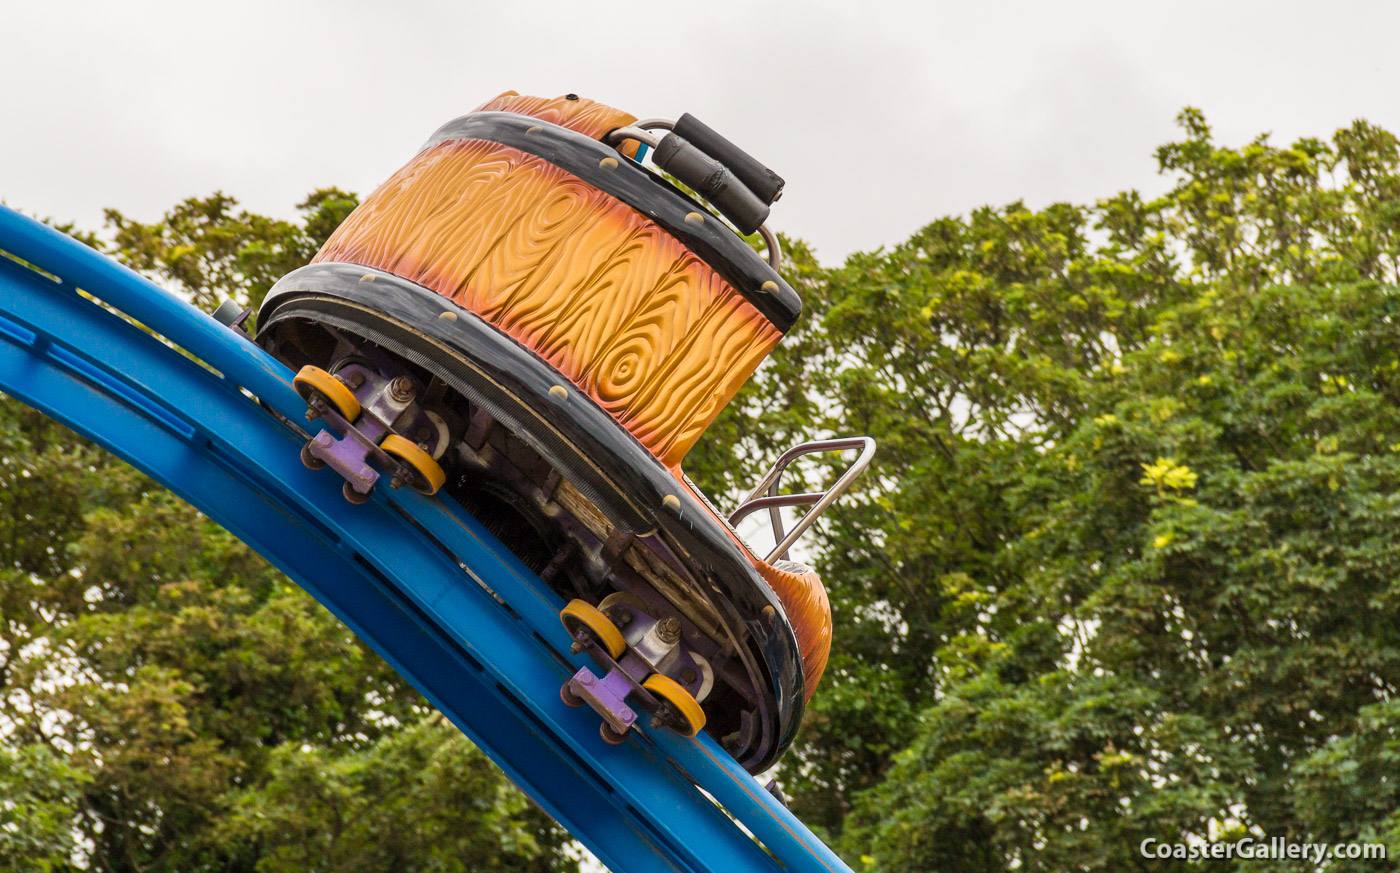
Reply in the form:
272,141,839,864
695,110,1400,870
12,108,1400,873
0,194,575,873
761,113,1400,870
0,745,88,871
103,188,357,314
215,716,564,873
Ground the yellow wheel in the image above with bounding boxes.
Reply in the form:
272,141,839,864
643,674,706,737
560,599,626,659
293,365,361,421
380,434,447,495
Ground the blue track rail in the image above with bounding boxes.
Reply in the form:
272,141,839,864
0,205,853,873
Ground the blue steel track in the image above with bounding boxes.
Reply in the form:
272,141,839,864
0,205,854,873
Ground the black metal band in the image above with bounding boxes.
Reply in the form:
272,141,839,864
420,112,802,333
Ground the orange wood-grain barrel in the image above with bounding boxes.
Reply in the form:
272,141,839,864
314,92,782,470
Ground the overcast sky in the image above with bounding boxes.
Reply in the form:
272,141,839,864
5,1,1399,265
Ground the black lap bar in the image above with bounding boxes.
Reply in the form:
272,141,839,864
672,113,785,205
652,133,770,235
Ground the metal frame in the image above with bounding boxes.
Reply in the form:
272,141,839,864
0,206,853,873
729,437,877,561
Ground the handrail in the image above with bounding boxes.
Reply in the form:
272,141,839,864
728,492,824,526
729,437,876,562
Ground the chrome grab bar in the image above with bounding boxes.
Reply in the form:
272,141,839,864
605,124,664,150
728,437,876,562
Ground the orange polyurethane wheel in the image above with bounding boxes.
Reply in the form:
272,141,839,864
560,599,627,659
643,673,706,737
380,434,447,496
293,365,361,422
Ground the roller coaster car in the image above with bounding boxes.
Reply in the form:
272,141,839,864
253,92,874,773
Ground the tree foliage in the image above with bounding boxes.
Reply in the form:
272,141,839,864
103,188,358,315
698,111,1400,870
7,110,1400,872
0,195,574,873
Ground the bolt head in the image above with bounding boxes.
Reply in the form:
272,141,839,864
657,617,682,644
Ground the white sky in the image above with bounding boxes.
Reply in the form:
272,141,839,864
5,0,1399,266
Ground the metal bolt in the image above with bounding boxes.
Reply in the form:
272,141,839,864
416,426,433,441
390,476,405,490
356,466,375,483
345,371,365,388
571,642,585,654
606,609,632,627
656,617,682,644
650,716,666,730
681,667,697,684
578,672,594,686
389,377,415,402
305,409,319,421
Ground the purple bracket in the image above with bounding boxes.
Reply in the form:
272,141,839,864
567,665,638,736
305,398,391,496
565,642,668,742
